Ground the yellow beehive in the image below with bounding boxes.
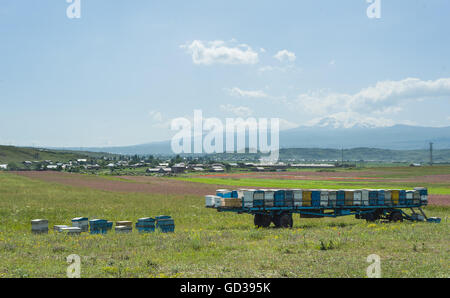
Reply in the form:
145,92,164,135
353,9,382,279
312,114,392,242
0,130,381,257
391,190,400,205
344,190,354,206
302,190,312,206
221,198,242,208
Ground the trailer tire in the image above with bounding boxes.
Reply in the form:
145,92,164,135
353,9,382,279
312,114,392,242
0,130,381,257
261,214,271,228
254,214,264,227
279,213,293,228
272,215,281,228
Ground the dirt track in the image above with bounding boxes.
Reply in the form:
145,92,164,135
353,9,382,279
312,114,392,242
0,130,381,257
14,171,220,196
13,171,450,206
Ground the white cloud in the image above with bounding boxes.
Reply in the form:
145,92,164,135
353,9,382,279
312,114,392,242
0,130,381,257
227,87,268,98
296,78,450,115
181,40,259,65
293,78,450,128
219,104,253,117
274,50,296,62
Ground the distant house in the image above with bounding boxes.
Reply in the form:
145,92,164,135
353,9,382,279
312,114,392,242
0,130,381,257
146,167,172,174
0,164,8,170
192,167,204,172
210,166,224,172
77,159,87,163
85,164,100,170
46,165,58,170
23,161,33,166
172,163,186,173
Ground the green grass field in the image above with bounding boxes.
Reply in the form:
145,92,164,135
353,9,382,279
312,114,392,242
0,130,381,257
0,172,449,278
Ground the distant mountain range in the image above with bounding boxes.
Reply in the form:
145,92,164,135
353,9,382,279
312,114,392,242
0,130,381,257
65,124,450,155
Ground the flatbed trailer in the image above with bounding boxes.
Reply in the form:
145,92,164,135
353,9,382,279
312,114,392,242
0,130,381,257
214,204,441,228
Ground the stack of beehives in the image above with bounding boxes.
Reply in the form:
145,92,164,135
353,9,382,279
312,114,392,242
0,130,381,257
31,219,48,234
89,219,108,234
205,187,428,209
136,217,155,233
115,221,133,234
155,215,175,233
72,217,89,232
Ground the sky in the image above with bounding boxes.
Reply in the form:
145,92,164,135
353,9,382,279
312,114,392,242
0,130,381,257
0,0,449,147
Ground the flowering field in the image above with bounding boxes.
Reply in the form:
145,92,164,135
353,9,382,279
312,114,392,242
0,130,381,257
0,171,448,278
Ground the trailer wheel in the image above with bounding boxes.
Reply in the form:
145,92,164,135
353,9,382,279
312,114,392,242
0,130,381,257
279,213,293,228
261,214,271,228
254,214,264,227
272,215,281,228
389,211,403,222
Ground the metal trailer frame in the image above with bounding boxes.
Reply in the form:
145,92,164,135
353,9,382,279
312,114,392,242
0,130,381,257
215,203,441,228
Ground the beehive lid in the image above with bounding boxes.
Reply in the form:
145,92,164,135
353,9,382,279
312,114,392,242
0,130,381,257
116,221,132,226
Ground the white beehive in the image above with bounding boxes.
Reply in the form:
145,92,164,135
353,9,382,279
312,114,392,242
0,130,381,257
243,189,256,208
328,191,337,207
54,225,69,232
320,190,329,207
406,191,414,199
205,195,217,208
353,191,362,206
72,217,89,232
31,219,48,234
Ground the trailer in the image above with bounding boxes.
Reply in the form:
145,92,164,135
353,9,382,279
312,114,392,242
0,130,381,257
206,188,441,228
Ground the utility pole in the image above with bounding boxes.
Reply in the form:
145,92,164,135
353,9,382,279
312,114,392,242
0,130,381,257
341,147,344,166
429,142,433,166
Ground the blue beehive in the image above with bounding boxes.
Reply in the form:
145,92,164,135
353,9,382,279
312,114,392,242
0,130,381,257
377,190,385,205
369,190,378,205
274,190,285,207
311,190,321,207
136,217,155,233
156,215,175,233
336,190,345,206
89,219,108,234
284,190,294,207
399,190,406,205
